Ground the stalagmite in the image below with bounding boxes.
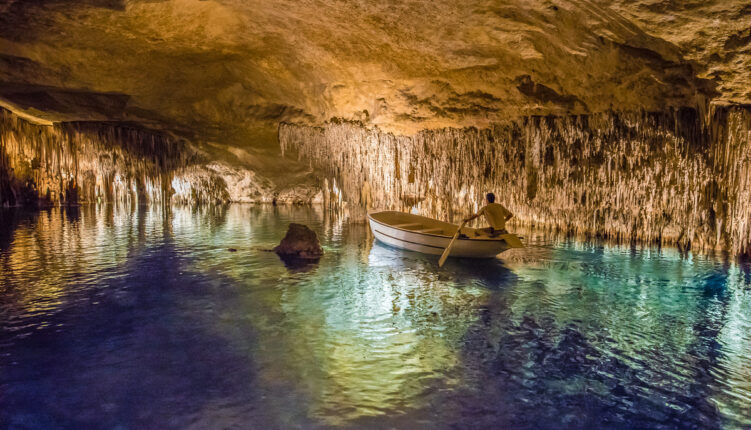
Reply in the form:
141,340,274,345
280,106,751,256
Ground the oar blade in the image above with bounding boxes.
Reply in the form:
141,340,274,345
500,233,524,248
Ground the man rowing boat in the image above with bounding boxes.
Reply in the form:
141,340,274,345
463,192,513,237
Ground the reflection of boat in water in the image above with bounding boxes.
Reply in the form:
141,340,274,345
368,211,523,258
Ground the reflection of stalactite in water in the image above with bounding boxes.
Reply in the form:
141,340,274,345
0,108,191,206
280,106,751,255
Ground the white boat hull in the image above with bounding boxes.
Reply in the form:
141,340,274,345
368,211,513,258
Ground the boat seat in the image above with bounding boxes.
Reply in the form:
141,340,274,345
415,228,444,234
393,223,422,229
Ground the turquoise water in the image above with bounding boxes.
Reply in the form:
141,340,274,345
1,204,750,429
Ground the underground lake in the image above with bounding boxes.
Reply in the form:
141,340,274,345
2,1,751,428
1,204,749,429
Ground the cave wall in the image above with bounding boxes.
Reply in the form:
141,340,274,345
0,108,322,207
0,108,189,206
280,105,751,255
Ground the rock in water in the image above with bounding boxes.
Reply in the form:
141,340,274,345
274,223,324,259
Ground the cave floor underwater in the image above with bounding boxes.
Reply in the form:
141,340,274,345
0,203,750,429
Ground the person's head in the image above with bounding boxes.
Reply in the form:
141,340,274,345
486,192,495,204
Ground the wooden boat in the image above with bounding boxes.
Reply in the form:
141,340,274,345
368,210,522,258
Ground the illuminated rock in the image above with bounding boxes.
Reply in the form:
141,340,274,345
0,0,742,146
280,105,751,255
1,0,750,256
274,223,324,260
0,108,188,206
0,108,318,206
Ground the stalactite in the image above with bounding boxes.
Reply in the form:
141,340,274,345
1,108,321,207
0,108,190,207
169,162,321,205
171,165,232,205
279,106,751,255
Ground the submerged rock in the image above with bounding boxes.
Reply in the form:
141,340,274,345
274,223,324,259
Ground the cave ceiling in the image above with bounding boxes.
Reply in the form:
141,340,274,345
0,0,748,158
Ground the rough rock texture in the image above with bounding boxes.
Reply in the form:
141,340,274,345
0,107,188,206
0,108,318,205
608,1,751,104
273,223,324,259
280,105,751,255
0,0,741,145
1,0,750,253
170,162,321,204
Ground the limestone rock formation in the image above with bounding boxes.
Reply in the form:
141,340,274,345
0,108,318,205
0,107,188,206
280,105,751,255
1,0,750,254
274,223,324,260
1,0,744,145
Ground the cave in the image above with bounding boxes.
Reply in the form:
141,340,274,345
1,1,750,428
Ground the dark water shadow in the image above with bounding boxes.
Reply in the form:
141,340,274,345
444,251,742,430
276,254,321,273
63,204,80,222
439,256,518,289
0,234,271,429
0,208,41,251
452,314,730,430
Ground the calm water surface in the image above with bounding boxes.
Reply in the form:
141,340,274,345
1,205,750,429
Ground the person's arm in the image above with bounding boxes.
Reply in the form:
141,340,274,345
463,207,484,222
504,206,513,221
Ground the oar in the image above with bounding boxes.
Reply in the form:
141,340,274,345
439,220,468,267
499,233,524,248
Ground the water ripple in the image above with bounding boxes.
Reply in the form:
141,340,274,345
0,205,750,429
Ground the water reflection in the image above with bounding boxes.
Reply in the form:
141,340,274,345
1,205,165,333
0,205,750,429
279,237,516,424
